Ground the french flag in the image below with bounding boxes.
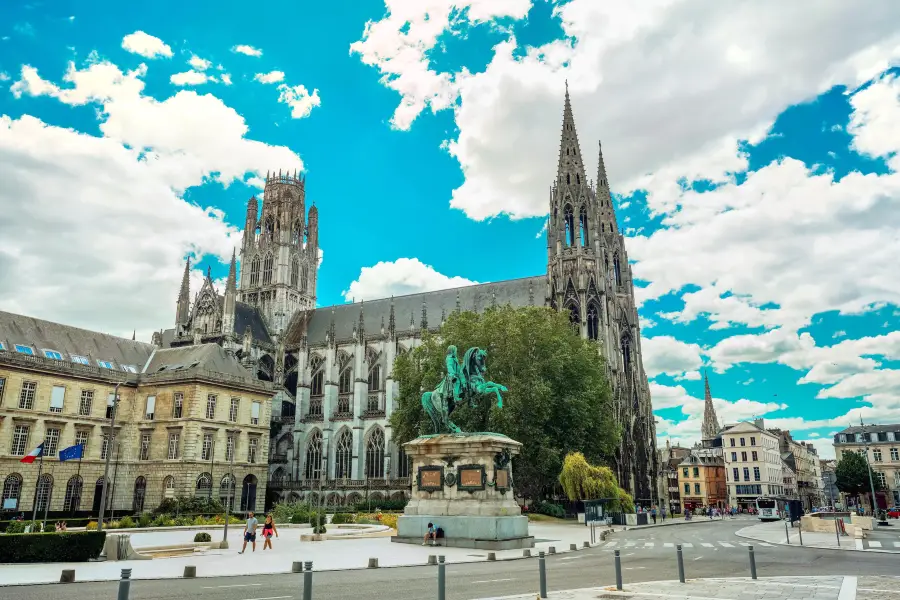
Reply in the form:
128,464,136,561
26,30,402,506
20,443,44,464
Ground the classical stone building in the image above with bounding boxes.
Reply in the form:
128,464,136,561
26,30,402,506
656,441,691,515
0,312,272,519
721,419,785,509
155,89,657,505
677,449,726,512
833,424,900,508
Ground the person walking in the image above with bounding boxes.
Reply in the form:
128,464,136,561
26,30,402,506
261,514,279,550
238,511,258,554
661,506,667,522
650,506,657,524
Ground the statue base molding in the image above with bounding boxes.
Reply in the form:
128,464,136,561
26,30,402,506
391,433,534,550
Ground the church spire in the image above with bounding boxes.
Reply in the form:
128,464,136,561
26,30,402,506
701,371,720,441
596,140,619,235
176,256,191,326
226,249,237,294
223,249,238,335
556,83,587,189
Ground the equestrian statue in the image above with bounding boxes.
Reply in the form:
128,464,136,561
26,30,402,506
421,346,508,434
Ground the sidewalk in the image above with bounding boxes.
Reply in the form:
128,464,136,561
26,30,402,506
476,575,855,600
0,521,595,585
620,514,753,531
736,521,900,554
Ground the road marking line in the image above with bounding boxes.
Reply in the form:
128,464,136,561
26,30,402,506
202,584,263,589
625,541,636,547
693,556,702,561
625,552,635,556
739,542,752,546
681,543,693,548
855,539,864,550
759,542,773,547
858,589,900,594
473,579,513,584
242,597,292,600
701,543,714,548
664,542,674,548
644,542,654,547
606,540,618,546
868,541,882,548
718,542,734,547
560,556,583,560
838,576,858,600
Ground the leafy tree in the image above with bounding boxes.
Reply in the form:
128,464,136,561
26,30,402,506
559,452,634,513
391,305,620,499
835,451,883,500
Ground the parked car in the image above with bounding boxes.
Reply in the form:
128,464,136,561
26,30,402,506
887,506,900,519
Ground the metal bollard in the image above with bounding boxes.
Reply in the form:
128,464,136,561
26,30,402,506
538,551,547,599
292,561,303,573
183,566,196,578
798,524,803,546
748,546,757,580
60,569,75,583
438,555,446,600
367,557,379,568
834,518,841,547
487,552,496,561
614,549,622,591
784,519,790,544
676,544,685,583
117,568,132,600
303,561,313,600
548,546,556,554
523,549,531,558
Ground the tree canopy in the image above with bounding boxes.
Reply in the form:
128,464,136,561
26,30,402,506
835,451,883,496
390,305,620,499
559,452,634,513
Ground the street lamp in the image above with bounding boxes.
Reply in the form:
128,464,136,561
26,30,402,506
223,434,235,545
860,418,880,527
98,382,122,534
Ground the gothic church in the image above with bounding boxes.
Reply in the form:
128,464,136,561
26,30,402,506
156,89,658,505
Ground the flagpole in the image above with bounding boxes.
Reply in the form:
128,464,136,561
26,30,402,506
42,463,53,530
74,451,83,516
30,450,44,528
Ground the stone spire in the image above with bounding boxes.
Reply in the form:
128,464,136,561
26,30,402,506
556,81,587,189
701,371,720,441
420,299,428,330
225,249,237,293
596,140,619,236
357,300,365,342
176,256,191,326
223,249,238,335
388,296,396,337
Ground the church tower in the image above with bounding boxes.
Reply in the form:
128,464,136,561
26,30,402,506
546,87,657,504
239,170,318,337
701,372,721,442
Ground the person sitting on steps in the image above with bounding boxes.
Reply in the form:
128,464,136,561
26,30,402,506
423,522,437,546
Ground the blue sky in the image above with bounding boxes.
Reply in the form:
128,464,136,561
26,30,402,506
2,0,900,457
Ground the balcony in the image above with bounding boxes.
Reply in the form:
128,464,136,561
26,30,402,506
271,453,288,464
303,398,324,423
269,477,411,491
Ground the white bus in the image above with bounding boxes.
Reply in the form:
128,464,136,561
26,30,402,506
755,496,787,521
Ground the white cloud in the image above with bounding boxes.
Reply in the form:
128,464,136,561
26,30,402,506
0,72,9,82
354,0,900,220
170,70,215,86
188,55,212,71
121,31,173,59
221,73,233,86
277,83,321,119
254,71,284,84
642,335,705,378
342,258,478,302
232,45,262,57
2,57,306,338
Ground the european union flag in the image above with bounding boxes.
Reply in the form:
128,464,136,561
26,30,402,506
58,444,84,462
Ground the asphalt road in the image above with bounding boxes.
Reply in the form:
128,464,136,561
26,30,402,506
12,519,900,600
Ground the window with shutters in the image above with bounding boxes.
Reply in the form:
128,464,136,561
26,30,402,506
50,386,65,413
173,393,183,418
79,390,93,416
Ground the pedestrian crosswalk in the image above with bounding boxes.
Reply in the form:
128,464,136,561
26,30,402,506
599,540,772,551
865,540,900,548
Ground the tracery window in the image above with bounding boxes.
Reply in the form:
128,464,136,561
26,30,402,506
335,430,353,479
366,428,385,479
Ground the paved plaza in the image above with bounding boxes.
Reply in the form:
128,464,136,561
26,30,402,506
736,520,900,553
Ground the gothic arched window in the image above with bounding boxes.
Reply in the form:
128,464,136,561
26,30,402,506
564,205,575,247
568,304,580,335
262,254,274,285
290,257,299,288
35,474,53,513
220,474,235,510
264,217,274,242
368,364,381,391
338,366,352,394
366,428,385,479
305,430,323,479
292,221,302,245
579,205,589,247
576,174,580,185
587,304,600,341
250,256,260,287
566,173,570,184
310,369,324,397
621,336,632,371
301,264,309,293
335,429,353,479
613,253,622,286
163,475,175,497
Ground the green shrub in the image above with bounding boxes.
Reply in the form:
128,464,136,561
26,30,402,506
330,512,356,524
138,513,152,528
272,501,308,523
193,532,212,542
352,499,407,512
5,520,31,534
154,496,223,516
118,516,135,529
0,532,106,563
312,524,326,534
532,501,566,519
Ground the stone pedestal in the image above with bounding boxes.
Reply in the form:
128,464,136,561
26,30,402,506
392,433,533,550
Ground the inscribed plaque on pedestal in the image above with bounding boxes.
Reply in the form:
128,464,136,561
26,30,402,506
457,464,486,491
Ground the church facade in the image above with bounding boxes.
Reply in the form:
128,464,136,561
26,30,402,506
157,90,658,506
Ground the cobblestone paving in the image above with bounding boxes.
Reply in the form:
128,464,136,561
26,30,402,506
858,576,900,600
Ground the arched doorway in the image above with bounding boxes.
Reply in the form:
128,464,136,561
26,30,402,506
92,477,106,515
240,475,258,512
132,476,147,513
64,475,83,514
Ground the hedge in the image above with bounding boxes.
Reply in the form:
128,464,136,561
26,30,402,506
0,531,106,563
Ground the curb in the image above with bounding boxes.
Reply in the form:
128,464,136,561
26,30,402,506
733,525,900,555
622,516,748,531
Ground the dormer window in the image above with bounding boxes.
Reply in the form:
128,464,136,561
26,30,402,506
14,344,34,355
42,349,63,360
97,360,115,370
122,365,137,373
0,341,6,350
71,355,90,365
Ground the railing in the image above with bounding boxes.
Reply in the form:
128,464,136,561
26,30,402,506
142,368,274,392
363,409,386,419
0,350,129,382
302,412,324,423
337,394,352,413
271,453,288,463
332,411,353,421
366,394,380,412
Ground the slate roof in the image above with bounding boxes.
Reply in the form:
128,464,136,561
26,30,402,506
0,310,155,371
836,424,900,436
234,301,272,344
293,275,546,345
144,343,257,380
